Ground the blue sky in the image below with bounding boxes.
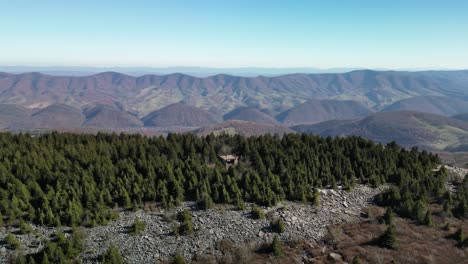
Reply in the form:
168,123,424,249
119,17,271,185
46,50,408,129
1,0,468,69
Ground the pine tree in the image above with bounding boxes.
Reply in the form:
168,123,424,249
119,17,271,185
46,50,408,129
178,209,194,235
380,207,394,225
251,205,265,219
130,219,146,235
15,255,27,264
5,233,20,249
172,223,180,237
422,211,433,226
453,228,464,243
378,225,397,249
102,245,125,264
27,256,36,264
271,235,284,256
235,196,246,210
271,218,286,233
173,254,187,264
42,254,50,264
313,189,320,207
453,200,467,218
413,200,427,223
198,194,214,210
352,256,361,264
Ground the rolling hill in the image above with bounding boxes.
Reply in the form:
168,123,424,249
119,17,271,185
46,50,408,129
292,111,468,151
452,113,468,122
223,107,279,125
195,120,294,136
142,103,220,127
1,70,468,118
0,104,32,129
26,103,84,128
382,95,468,116
82,104,143,128
2,70,468,151
277,99,373,125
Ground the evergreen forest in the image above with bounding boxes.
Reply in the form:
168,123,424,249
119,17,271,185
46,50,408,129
0,132,466,229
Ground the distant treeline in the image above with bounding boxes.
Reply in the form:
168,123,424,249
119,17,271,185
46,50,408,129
0,132,465,227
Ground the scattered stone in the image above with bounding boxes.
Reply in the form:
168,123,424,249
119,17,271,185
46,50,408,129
329,252,343,261
0,185,385,264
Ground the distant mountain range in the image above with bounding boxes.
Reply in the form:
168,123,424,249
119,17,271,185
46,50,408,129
1,70,468,151
0,66,365,77
2,70,468,116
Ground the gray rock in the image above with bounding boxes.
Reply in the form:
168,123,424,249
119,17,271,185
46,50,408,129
330,252,342,261
0,185,386,264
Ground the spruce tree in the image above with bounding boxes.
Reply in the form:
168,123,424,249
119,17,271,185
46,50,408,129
5,233,20,249
235,196,246,210
422,211,433,226
453,228,464,243
313,190,320,207
378,225,397,249
271,235,284,256
102,245,125,264
173,254,187,264
178,209,194,235
271,218,286,233
250,205,265,219
352,256,361,264
130,219,146,235
198,194,214,210
172,223,180,237
380,207,394,225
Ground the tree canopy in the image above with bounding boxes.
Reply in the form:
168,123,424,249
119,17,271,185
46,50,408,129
0,132,462,228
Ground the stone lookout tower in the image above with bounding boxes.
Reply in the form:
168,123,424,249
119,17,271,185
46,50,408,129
219,154,239,168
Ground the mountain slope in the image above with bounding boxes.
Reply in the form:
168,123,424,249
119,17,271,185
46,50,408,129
195,120,294,136
223,107,279,125
382,96,468,116
142,103,220,127
83,104,143,128
292,111,468,150
1,70,468,118
452,113,468,122
26,103,84,128
0,104,32,129
277,99,372,125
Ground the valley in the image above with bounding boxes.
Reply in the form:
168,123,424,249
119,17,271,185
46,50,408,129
3,1,468,263
1,71,468,263
2,70,468,152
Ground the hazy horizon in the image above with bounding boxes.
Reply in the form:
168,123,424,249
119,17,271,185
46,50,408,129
2,65,467,78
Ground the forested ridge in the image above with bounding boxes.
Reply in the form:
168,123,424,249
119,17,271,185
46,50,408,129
0,132,465,228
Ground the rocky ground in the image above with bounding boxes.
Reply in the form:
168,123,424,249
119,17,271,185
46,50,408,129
0,185,384,263
440,165,467,194
445,165,468,182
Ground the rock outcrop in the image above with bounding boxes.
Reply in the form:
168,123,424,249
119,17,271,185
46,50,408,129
0,185,384,263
